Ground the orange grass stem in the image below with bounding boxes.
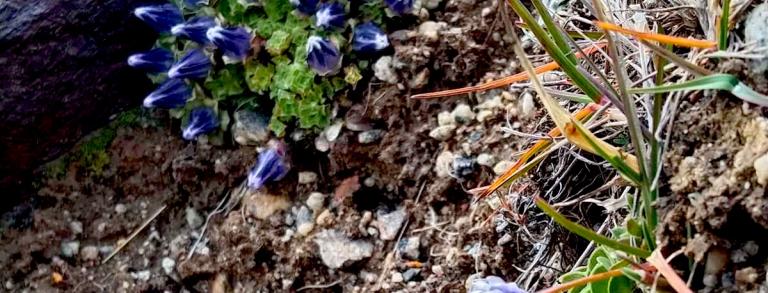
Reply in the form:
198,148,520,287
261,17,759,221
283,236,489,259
476,103,601,199
594,21,716,49
537,268,624,293
410,43,607,100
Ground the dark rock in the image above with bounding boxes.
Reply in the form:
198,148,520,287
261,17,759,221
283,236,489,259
0,0,158,199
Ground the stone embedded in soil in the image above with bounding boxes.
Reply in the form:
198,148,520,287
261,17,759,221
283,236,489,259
429,125,456,141
402,269,421,282
435,151,454,178
477,153,495,167
70,220,83,235
493,160,514,176
753,153,768,185
437,111,454,126
452,156,476,178
451,104,475,123
162,257,176,275
315,135,330,152
244,192,291,220
296,205,315,236
305,192,326,212
80,245,99,262
745,2,768,93
314,229,374,269
298,171,318,184
358,129,385,144
390,272,404,283
374,56,398,84
398,236,421,259
373,207,407,240
61,241,80,258
233,110,270,146
131,270,151,281
476,110,494,122
735,267,759,285
519,91,535,118
115,204,127,214
325,121,344,142
185,207,204,229
418,21,446,42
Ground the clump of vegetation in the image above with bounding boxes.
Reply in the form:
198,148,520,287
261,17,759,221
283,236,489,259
129,0,403,139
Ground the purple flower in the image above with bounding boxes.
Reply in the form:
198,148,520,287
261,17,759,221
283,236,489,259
469,276,527,293
184,0,209,7
182,107,219,140
247,146,289,190
306,36,342,76
290,0,319,15
168,49,211,79
384,0,414,15
207,26,252,61
143,78,191,109
133,4,184,33
171,16,217,45
353,22,389,53
314,2,345,30
127,48,174,72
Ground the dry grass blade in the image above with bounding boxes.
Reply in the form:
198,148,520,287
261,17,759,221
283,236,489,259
410,43,607,100
648,250,694,293
595,21,717,49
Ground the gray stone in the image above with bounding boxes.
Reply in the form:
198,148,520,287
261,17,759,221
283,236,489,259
399,236,421,259
314,229,373,269
80,245,99,262
746,3,768,93
437,111,454,126
358,129,384,144
434,151,454,178
298,171,318,184
161,257,176,275
324,121,344,142
374,207,407,240
130,270,151,281
114,204,127,215
61,241,80,258
185,208,204,229
429,125,456,141
0,0,156,196
477,153,495,167
493,160,514,176
305,192,326,212
374,56,398,84
402,269,421,282
452,156,475,177
451,104,475,123
70,221,83,235
233,110,270,146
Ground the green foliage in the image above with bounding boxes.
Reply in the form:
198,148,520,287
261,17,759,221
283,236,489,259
245,62,275,93
206,66,245,100
266,30,292,56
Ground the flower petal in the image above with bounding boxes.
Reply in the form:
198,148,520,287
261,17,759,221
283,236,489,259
247,148,289,190
171,16,217,45
353,22,389,53
290,0,319,15
127,48,174,72
314,2,345,30
182,107,219,140
134,4,183,33
207,26,253,61
168,49,212,80
306,36,342,76
384,0,414,15
143,79,192,109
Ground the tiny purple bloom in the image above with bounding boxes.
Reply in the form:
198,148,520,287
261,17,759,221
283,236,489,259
207,26,252,61
182,107,219,140
168,49,211,80
247,147,289,190
352,22,390,53
306,36,342,76
290,0,319,15
127,48,174,72
384,0,414,15
133,4,184,33
171,16,217,45
469,276,527,293
143,79,191,109
314,2,345,30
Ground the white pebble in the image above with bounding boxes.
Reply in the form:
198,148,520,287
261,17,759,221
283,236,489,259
477,153,496,167
493,160,514,176
298,171,318,184
429,125,456,141
754,153,768,185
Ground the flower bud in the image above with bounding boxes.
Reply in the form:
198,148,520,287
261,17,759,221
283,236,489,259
168,49,212,80
171,16,217,45
247,147,289,190
143,78,191,109
133,4,184,33
385,0,414,15
127,48,174,72
207,26,253,61
182,107,219,140
306,36,342,76
352,22,389,53
314,2,345,30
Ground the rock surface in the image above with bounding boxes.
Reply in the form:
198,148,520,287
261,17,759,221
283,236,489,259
314,229,373,269
0,0,156,198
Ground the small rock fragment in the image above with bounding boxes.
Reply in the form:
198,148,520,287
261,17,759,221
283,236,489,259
437,111,454,126
297,223,315,236
402,269,421,282
399,236,421,259
435,151,454,178
70,221,83,235
477,153,496,167
61,241,80,258
305,192,326,212
115,204,127,214
452,156,476,177
298,171,318,184
432,265,444,276
418,21,445,41
391,272,404,283
493,160,514,176
374,207,407,240
185,207,204,229
161,257,176,275
315,134,330,152
429,125,456,141
315,209,334,226
314,229,374,269
735,267,758,285
243,192,291,220
131,270,151,282
754,153,768,185
80,245,99,262
324,121,344,142
233,110,270,146
476,110,494,122
520,92,535,118
374,56,398,84
358,129,384,144
497,234,513,246
451,104,475,123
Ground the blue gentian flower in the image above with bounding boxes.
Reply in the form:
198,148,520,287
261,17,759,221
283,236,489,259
184,0,209,7
168,49,211,80
353,22,390,53
133,4,184,33
247,147,289,190
143,78,191,109
127,48,174,72
182,107,219,140
469,276,527,293
290,0,319,15
171,16,217,45
306,36,342,76
207,26,252,61
384,0,414,15
314,2,345,30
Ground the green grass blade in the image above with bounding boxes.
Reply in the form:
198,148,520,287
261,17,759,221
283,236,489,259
518,23,604,40
536,197,652,258
719,0,731,50
507,0,603,101
630,73,768,107
530,0,576,63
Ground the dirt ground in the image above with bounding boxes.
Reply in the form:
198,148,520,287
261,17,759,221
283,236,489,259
2,0,768,292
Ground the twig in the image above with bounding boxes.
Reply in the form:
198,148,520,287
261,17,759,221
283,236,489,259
102,204,167,265
297,278,344,291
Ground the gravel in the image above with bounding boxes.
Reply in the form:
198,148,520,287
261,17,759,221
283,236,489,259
314,229,374,269
429,125,456,141
373,207,407,240
61,241,80,258
298,171,318,184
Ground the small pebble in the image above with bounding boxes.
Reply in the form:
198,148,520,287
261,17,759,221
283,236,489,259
315,135,330,152
131,270,151,281
754,153,768,185
80,245,99,262
297,222,315,236
70,221,83,235
305,192,326,212
520,91,535,118
399,236,421,260
364,176,376,187
298,171,318,184
429,125,456,141
493,160,514,176
324,121,344,142
452,156,476,177
402,269,421,282
497,234,513,246
161,257,176,275
432,265,444,276
358,130,384,144
434,151,454,178
437,111,454,126
115,204,127,214
61,241,80,258
315,209,334,226
451,104,475,123
477,153,496,167
417,21,445,41
476,110,494,122
185,208,204,229
391,272,404,283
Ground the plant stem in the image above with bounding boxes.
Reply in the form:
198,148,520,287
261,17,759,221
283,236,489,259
537,268,624,293
719,0,731,50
